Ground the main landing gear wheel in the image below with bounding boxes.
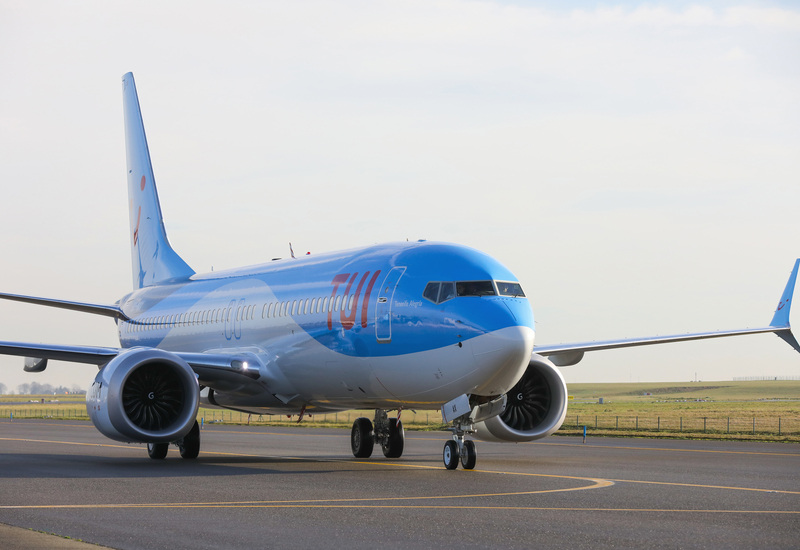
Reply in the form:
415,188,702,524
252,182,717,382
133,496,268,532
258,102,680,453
460,440,477,470
381,418,404,459
178,420,201,459
351,417,375,458
147,442,168,460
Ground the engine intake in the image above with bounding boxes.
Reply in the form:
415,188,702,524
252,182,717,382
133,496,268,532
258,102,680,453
473,354,568,442
87,348,199,443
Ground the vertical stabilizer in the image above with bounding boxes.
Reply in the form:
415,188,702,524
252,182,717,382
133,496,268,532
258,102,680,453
122,72,194,289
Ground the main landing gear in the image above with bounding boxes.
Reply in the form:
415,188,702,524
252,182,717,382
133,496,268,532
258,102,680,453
442,420,477,470
351,409,405,459
147,420,200,460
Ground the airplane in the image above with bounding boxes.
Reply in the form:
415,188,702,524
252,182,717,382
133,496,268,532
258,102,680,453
1,72,798,470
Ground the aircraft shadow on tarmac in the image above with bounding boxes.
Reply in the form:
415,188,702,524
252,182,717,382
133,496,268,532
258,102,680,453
0,453,350,479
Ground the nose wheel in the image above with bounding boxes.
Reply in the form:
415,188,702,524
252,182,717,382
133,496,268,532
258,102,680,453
442,435,477,470
442,411,478,470
443,440,459,469
460,439,477,469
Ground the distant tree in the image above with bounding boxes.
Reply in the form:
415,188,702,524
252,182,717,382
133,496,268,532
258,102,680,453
30,382,54,394
14,382,86,395
0,382,6,395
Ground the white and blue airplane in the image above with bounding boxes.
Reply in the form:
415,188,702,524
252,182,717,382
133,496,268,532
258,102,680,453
1,73,799,469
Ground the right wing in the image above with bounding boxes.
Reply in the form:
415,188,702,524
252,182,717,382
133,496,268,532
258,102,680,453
535,258,800,366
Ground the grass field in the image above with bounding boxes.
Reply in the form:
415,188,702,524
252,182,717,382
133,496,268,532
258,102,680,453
566,380,800,402
2,380,798,442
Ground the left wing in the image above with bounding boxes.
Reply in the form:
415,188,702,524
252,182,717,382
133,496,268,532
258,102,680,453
0,292,129,320
0,341,119,366
0,291,264,385
535,258,800,366
0,340,262,385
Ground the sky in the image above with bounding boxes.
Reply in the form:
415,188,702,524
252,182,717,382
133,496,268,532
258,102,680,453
0,0,799,392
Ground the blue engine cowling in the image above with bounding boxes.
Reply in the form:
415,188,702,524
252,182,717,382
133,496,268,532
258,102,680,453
86,348,199,443
472,354,568,442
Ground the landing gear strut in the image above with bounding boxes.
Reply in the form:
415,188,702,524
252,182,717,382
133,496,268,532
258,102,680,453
350,409,405,459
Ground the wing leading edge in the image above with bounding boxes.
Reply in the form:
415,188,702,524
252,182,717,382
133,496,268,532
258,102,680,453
535,259,800,366
0,339,264,390
0,292,129,320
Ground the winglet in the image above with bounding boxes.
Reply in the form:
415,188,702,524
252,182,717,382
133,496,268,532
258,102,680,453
770,259,800,353
122,72,195,289
770,259,799,328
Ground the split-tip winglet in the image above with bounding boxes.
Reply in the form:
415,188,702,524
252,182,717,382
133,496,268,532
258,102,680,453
770,258,800,353
770,258,800,329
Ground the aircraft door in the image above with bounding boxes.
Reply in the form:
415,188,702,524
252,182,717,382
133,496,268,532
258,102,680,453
224,299,236,340
224,298,244,340
375,267,406,343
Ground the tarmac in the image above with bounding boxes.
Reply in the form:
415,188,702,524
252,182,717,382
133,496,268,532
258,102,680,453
1,418,798,549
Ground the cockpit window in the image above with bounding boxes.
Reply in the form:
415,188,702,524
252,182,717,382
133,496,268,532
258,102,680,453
439,281,455,302
423,281,457,304
423,282,440,303
456,281,496,297
425,280,516,302
497,281,525,297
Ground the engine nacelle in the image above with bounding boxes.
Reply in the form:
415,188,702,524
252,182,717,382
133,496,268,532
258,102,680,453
473,354,568,442
86,348,200,443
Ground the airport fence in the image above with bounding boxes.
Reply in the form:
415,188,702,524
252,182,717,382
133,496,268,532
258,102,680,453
562,414,800,437
2,407,799,439
0,407,442,427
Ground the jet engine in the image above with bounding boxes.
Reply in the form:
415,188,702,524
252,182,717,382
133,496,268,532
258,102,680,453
473,354,568,442
86,348,199,443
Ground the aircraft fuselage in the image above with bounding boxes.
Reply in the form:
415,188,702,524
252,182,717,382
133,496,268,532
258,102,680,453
117,241,535,414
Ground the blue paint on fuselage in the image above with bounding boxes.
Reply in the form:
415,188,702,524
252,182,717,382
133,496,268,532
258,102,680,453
117,241,534,358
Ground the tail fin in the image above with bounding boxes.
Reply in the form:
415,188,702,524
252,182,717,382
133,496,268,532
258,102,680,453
122,72,194,289
770,258,800,353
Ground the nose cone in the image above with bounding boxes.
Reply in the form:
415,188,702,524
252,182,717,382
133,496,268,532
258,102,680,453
469,324,535,396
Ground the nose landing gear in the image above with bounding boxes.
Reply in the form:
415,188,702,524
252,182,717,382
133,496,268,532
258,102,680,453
443,420,477,470
440,393,505,470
